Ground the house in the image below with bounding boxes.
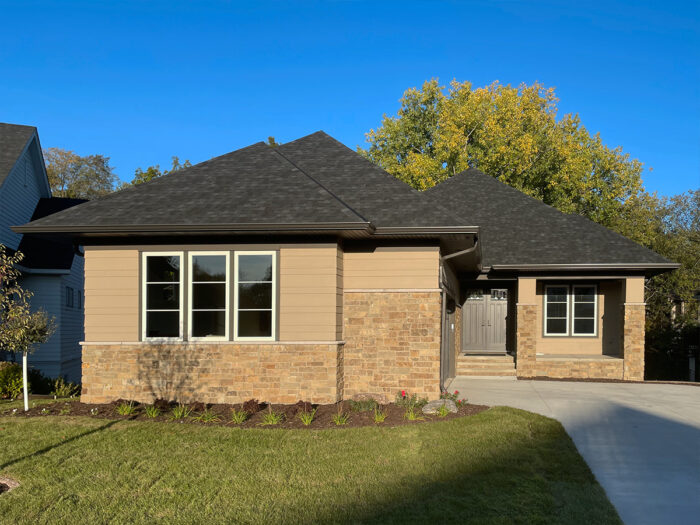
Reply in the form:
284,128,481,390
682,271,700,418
13,131,679,404
0,123,86,382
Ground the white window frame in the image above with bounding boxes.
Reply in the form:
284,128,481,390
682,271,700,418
544,284,570,336
571,284,598,337
234,250,277,342
188,251,230,341
142,251,184,342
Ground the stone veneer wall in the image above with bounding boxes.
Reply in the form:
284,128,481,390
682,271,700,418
81,343,343,405
623,304,645,381
530,359,624,379
343,291,442,403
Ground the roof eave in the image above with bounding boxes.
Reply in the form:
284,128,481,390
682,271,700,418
490,262,680,275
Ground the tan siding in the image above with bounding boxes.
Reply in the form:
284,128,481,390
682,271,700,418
279,246,339,341
84,248,139,342
343,246,440,289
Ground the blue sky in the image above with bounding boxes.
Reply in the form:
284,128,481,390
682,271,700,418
1,0,698,195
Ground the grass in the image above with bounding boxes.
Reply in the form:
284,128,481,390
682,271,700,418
0,406,621,524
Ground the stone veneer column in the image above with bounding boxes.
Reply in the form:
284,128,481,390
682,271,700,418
622,277,646,381
623,304,645,381
515,278,537,377
515,304,537,377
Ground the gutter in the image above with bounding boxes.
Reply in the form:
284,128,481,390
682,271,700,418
491,263,681,271
11,221,376,235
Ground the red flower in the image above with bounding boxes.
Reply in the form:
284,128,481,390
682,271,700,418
401,390,406,398
454,390,459,395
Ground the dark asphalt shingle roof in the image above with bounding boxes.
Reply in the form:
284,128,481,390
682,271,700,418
20,141,368,230
277,132,465,228
425,167,672,267
17,198,87,270
0,122,36,189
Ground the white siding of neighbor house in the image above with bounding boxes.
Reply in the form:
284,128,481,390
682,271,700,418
0,137,49,250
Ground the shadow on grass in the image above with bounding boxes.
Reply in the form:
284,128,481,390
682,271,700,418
0,419,121,470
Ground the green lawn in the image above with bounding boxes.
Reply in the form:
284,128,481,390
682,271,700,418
0,406,620,524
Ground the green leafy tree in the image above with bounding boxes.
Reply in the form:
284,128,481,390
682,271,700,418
44,148,118,199
127,156,192,186
0,245,55,410
266,136,281,147
362,79,644,227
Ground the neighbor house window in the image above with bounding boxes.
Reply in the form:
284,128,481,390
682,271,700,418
234,251,276,340
142,252,183,339
572,285,597,336
66,286,74,308
188,252,229,340
544,284,598,337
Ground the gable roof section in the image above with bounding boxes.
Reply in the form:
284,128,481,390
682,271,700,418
0,122,40,189
15,141,374,235
425,168,676,269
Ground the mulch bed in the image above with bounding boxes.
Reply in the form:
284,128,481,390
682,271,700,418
6,399,489,429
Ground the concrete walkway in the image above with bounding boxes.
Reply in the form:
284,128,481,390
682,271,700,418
450,378,700,525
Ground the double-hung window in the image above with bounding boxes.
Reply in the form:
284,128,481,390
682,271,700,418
188,252,229,340
571,285,597,336
142,252,183,339
234,251,276,340
544,284,597,337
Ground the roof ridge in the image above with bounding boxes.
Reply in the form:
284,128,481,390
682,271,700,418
271,146,370,224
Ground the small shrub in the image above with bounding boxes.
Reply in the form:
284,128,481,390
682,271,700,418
144,405,161,418
396,390,428,411
230,408,248,424
59,405,71,416
259,405,284,426
170,403,192,420
332,404,349,426
348,398,378,412
404,407,424,421
436,403,450,418
40,407,49,415
441,389,467,407
298,408,316,426
116,401,137,416
90,408,98,416
51,377,80,398
0,363,24,399
373,407,387,424
194,408,221,423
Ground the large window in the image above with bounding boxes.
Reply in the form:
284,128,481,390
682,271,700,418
234,252,276,340
544,284,597,337
188,252,229,340
143,253,183,339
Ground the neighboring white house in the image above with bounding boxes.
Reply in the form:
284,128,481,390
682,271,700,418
0,122,85,382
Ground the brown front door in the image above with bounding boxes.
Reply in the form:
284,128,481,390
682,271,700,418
462,289,508,353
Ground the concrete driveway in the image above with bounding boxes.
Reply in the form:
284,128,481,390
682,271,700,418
450,378,700,525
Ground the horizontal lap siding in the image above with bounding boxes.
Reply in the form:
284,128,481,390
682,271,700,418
279,246,339,341
84,249,139,342
343,247,440,290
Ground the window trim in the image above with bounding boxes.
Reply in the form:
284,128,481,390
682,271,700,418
141,251,184,342
571,284,598,337
187,251,230,341
233,250,277,342
544,284,570,337
66,286,74,308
